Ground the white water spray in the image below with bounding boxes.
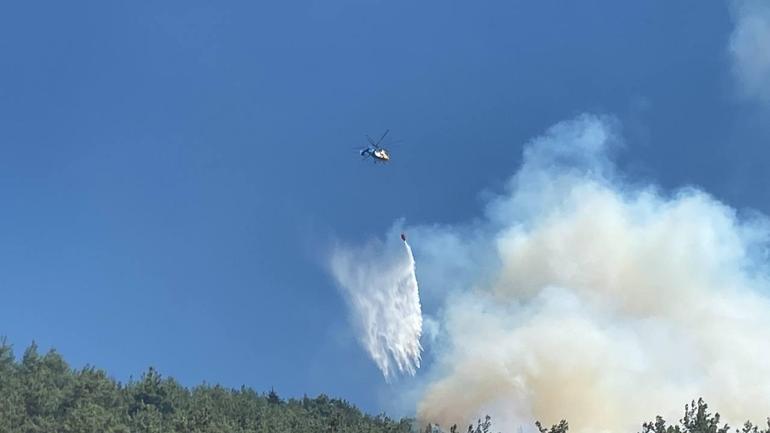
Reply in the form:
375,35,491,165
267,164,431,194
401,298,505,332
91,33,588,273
330,235,423,381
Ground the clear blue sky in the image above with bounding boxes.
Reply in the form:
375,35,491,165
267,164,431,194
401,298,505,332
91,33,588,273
1,0,768,415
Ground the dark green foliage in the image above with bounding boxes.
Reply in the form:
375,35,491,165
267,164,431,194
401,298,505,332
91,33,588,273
267,388,281,405
468,415,494,433
0,339,412,433
4,338,770,433
535,420,569,433
640,399,770,433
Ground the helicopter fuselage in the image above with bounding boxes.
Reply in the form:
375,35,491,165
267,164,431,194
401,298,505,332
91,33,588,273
361,147,390,162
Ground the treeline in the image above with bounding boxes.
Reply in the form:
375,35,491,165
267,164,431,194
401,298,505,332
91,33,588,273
425,401,770,433
3,339,770,433
0,340,411,433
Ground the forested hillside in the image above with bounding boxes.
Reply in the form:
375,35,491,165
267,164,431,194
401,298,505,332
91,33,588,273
0,340,411,433
2,339,769,433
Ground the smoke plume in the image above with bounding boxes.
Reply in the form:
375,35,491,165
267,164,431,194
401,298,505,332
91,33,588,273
729,0,770,103
409,114,770,433
331,234,423,381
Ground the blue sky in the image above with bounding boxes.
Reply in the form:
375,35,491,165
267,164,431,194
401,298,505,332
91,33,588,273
1,0,769,415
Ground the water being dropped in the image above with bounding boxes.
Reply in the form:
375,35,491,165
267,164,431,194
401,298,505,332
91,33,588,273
330,236,423,381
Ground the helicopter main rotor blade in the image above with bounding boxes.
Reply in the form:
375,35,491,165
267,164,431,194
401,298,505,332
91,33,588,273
366,135,377,147
375,129,390,146
382,139,404,148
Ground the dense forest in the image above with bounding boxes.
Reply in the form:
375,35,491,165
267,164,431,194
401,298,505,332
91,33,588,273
0,339,411,433
1,339,769,433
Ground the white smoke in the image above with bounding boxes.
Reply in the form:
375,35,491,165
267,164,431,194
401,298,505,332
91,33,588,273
330,233,423,381
729,0,770,103
407,114,770,433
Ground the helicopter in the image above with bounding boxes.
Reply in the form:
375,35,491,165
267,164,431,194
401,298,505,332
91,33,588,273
358,129,394,163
